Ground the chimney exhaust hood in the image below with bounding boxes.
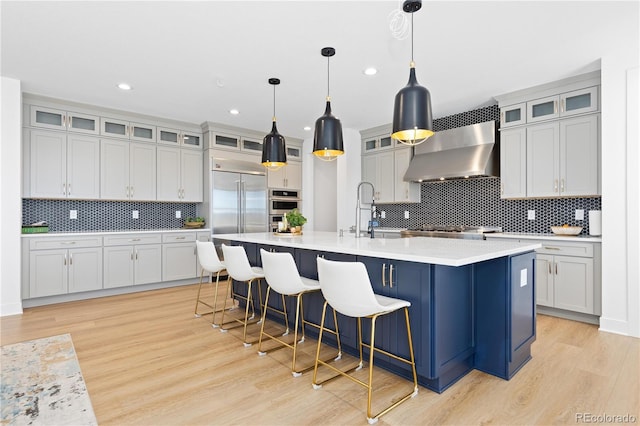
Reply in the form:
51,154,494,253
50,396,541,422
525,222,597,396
403,120,499,182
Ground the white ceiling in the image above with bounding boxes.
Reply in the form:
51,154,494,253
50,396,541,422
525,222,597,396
1,1,638,139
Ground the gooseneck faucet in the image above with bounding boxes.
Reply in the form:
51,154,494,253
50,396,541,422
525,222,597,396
355,181,375,238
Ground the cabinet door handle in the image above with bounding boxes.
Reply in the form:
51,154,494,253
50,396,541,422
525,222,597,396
135,250,138,260
63,254,67,266
63,183,67,196
561,99,566,113
548,263,552,274
382,264,387,287
500,183,504,195
554,100,558,114
389,264,394,288
560,179,565,193
500,111,505,124
63,115,68,129
67,183,71,195
554,179,558,192
555,263,558,275
131,251,134,260
69,253,73,265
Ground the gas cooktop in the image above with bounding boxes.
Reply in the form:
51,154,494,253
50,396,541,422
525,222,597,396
400,225,502,240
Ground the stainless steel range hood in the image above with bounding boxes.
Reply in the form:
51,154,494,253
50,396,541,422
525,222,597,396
403,120,499,182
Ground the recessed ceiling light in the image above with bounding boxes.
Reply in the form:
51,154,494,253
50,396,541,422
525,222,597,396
229,109,239,115
303,126,311,131
363,67,377,76
117,83,132,91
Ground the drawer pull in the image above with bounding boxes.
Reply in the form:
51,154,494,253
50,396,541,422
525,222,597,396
382,264,386,287
61,241,77,245
543,246,560,250
175,236,186,240
129,238,141,242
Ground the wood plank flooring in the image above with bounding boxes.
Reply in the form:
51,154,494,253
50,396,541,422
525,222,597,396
2,283,638,425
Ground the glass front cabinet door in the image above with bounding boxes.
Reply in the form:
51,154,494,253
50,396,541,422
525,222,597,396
560,86,598,117
527,95,559,123
500,103,526,128
30,106,99,135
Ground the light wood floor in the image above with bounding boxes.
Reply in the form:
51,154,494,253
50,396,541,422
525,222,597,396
2,283,638,425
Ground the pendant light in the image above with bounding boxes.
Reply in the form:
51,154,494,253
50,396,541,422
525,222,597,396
392,0,434,146
262,78,287,170
313,47,344,161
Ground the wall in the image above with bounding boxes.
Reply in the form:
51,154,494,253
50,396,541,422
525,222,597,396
22,199,197,232
0,77,23,316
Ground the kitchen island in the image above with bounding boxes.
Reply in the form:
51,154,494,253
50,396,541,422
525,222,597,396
214,231,541,393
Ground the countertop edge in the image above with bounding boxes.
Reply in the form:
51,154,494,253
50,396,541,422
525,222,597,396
214,232,541,267
486,232,602,243
21,228,212,238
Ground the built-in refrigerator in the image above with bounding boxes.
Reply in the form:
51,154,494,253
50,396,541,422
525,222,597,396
210,158,268,236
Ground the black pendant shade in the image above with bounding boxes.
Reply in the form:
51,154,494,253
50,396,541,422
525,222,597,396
262,120,286,169
391,65,434,143
313,100,344,160
391,0,435,146
313,47,344,161
262,78,286,170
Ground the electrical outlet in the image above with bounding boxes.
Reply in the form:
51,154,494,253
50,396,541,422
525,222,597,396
404,211,410,219
132,210,139,219
527,210,535,220
175,210,181,219
381,211,386,219
70,210,77,220
575,209,584,220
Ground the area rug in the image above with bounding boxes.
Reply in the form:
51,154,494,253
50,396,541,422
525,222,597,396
1,333,97,425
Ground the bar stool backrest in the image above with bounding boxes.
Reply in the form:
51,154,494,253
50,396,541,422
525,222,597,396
260,249,306,295
221,244,255,281
316,257,382,318
196,241,225,273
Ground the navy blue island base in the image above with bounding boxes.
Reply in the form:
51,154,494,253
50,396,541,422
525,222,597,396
223,238,536,393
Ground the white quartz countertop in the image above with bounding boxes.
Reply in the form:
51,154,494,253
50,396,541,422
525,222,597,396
21,228,211,238
485,232,602,243
213,231,541,267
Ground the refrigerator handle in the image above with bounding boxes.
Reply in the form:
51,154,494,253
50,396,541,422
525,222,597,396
237,180,242,233
240,181,246,232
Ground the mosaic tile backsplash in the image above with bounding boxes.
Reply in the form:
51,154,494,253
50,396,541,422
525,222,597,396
377,178,601,235
22,199,198,232
376,105,602,235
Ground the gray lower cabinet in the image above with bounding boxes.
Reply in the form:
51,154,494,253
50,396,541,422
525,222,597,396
103,234,162,288
28,237,103,297
24,230,211,302
162,232,198,281
485,236,601,320
535,242,597,314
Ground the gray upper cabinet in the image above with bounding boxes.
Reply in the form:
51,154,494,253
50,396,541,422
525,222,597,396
158,127,202,149
500,102,526,128
496,71,601,199
101,117,156,143
30,105,99,135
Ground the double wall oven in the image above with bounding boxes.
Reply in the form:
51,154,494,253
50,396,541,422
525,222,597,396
269,189,301,232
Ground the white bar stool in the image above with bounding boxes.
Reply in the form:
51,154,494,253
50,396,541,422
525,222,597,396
258,249,342,377
313,257,418,425
194,241,227,325
220,244,265,347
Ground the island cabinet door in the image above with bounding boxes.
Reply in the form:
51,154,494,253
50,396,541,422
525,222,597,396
430,264,475,390
358,256,429,379
294,248,357,349
474,252,536,380
256,244,296,315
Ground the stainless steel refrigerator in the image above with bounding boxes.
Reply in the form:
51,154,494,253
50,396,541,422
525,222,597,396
210,158,268,235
